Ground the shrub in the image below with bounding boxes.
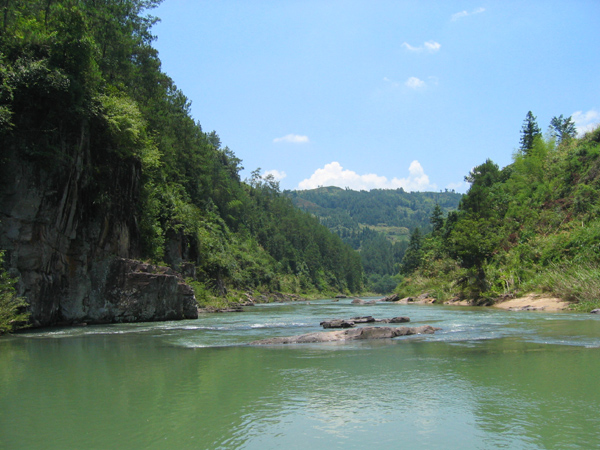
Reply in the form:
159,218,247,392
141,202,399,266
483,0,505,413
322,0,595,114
0,251,30,334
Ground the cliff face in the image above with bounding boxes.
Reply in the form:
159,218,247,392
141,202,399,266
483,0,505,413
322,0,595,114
0,142,197,327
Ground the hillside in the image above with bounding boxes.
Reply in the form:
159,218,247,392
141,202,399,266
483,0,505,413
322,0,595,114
396,117,600,312
286,187,462,292
0,1,362,330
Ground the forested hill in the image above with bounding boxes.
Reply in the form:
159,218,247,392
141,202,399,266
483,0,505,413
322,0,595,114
285,187,462,293
395,112,600,312
0,1,362,330
287,187,461,234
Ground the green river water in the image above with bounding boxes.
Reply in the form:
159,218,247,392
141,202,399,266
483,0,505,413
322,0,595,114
1,299,600,449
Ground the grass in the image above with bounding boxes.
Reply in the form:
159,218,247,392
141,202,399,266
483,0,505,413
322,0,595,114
529,262,600,312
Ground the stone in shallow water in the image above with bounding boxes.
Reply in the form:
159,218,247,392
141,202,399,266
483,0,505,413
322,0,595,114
249,325,440,345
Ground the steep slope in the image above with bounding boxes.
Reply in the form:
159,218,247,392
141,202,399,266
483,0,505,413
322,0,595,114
396,128,600,311
0,1,363,328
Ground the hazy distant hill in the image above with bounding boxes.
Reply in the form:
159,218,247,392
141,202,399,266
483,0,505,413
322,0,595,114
285,187,462,293
286,186,461,237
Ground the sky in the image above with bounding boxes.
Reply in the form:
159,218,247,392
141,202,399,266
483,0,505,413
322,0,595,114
152,1,600,193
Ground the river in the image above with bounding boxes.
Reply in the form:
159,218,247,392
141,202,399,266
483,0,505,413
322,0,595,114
1,298,599,449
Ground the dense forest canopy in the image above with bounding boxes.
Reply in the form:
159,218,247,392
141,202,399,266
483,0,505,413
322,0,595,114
396,111,600,311
287,187,461,293
0,0,364,328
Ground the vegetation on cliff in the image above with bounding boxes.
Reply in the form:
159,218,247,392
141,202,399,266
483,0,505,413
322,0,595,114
287,187,461,293
0,0,363,320
396,112,600,311
0,251,29,334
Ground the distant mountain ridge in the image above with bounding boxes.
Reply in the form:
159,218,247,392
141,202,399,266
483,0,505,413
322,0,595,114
285,187,462,293
286,186,462,236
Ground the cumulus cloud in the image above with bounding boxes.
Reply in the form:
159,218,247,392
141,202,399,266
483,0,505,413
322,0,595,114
402,40,441,53
263,169,287,181
273,134,310,144
572,109,600,137
451,7,485,21
297,161,437,192
405,77,425,89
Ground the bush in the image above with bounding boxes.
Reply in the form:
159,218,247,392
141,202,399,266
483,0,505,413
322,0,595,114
0,251,29,334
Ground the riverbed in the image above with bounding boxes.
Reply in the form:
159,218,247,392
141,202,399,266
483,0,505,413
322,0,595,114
1,298,599,449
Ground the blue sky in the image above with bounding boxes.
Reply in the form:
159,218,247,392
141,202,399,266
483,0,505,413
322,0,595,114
152,1,600,193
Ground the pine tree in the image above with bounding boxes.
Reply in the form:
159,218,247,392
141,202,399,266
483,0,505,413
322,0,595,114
519,111,542,154
400,228,423,274
430,203,444,234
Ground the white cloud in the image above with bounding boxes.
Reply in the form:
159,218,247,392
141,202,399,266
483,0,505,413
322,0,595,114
405,77,425,89
273,134,310,144
424,40,441,52
297,161,437,192
402,42,420,52
402,40,441,53
572,109,600,137
263,169,287,181
451,7,485,21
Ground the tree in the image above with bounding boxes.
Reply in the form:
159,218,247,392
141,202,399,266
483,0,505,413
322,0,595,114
460,159,501,216
430,203,444,234
400,227,423,274
519,111,541,154
549,115,576,144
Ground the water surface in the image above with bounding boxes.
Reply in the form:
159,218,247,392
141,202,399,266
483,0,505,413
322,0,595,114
1,299,599,449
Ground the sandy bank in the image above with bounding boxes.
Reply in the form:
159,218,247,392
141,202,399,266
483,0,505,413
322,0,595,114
492,294,570,312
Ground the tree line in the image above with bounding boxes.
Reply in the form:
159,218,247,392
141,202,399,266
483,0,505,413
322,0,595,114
287,187,461,293
396,111,600,311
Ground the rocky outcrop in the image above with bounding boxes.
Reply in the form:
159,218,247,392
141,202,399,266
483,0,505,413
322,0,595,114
351,298,378,305
379,316,411,323
0,143,197,326
249,325,440,345
320,316,411,328
394,293,436,304
100,259,197,323
320,319,357,329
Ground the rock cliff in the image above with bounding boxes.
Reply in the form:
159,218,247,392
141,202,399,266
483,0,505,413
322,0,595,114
0,145,197,327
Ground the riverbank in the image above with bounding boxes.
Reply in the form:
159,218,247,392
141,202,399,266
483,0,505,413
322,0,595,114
492,294,570,312
443,293,571,311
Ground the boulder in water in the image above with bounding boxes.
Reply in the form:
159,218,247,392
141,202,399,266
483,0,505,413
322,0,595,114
250,325,440,345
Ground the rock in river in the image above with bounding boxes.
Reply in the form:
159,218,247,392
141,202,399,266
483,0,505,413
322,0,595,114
249,325,440,345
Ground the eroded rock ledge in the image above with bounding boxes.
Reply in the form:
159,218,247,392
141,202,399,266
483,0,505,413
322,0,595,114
249,325,440,345
100,258,198,324
320,316,410,328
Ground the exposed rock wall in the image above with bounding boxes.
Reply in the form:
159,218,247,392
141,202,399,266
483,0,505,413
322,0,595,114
0,144,197,326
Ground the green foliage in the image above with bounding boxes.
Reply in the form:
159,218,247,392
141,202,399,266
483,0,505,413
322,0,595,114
549,115,576,145
529,262,600,312
0,251,29,334
367,273,401,294
287,186,461,292
1,0,365,309
398,120,600,304
400,227,423,274
519,111,542,154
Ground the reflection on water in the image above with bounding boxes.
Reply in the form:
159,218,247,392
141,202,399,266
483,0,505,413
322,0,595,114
1,300,600,449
